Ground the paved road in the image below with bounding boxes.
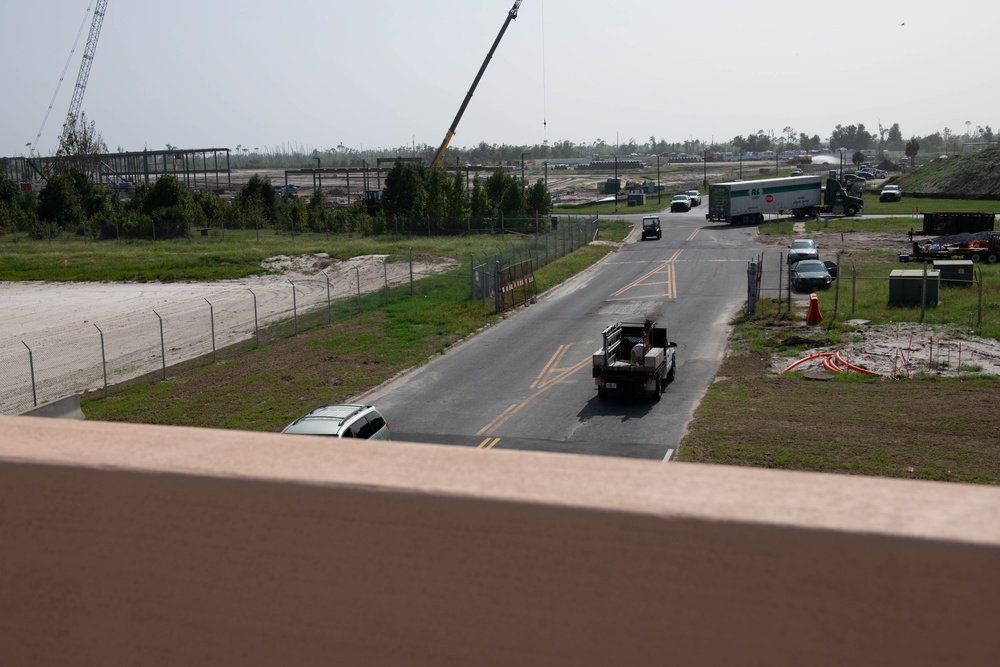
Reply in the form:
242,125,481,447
367,205,761,460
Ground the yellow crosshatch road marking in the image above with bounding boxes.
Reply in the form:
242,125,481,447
530,343,573,390
476,350,592,443
687,228,701,242
609,251,680,300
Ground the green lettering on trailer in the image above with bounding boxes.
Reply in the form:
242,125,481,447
730,181,820,198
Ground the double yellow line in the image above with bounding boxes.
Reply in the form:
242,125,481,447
476,241,696,449
610,250,681,300
476,345,592,448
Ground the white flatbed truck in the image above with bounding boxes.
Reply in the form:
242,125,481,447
592,320,677,401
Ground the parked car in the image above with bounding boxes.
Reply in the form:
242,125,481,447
685,190,702,206
880,184,902,202
787,238,819,263
843,173,867,184
789,259,833,292
670,194,692,212
790,169,804,176
641,215,661,240
281,404,391,440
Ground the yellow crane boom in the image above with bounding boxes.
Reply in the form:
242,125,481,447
430,0,523,168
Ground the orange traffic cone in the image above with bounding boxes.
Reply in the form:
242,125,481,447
806,293,823,325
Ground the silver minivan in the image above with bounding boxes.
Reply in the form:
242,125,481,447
281,404,391,440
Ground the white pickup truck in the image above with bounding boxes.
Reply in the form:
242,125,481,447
880,184,902,202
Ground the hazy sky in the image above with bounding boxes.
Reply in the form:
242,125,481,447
2,0,996,157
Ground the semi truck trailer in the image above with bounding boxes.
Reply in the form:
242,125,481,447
706,171,864,225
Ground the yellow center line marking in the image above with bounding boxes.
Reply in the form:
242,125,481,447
477,437,501,449
476,403,519,436
478,354,593,441
610,262,670,297
687,228,701,241
609,251,683,298
530,343,573,390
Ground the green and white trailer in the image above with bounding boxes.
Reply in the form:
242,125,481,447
706,171,863,225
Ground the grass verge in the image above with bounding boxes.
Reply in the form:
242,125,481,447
677,298,1000,484
80,224,622,429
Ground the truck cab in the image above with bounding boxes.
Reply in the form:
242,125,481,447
824,172,863,217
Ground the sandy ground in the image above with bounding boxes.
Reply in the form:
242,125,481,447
0,254,454,414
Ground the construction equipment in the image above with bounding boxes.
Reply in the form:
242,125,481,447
64,0,109,137
430,0,522,168
30,0,109,157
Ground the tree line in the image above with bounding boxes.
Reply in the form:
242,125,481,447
1,115,555,241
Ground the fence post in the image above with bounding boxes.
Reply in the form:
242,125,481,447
322,270,332,324
747,260,758,316
851,264,857,315
409,247,414,297
384,259,389,306
920,261,927,322
21,341,37,407
153,310,166,380
494,260,502,314
248,288,260,347
777,254,783,311
288,280,298,334
94,324,108,398
356,266,362,313
978,267,984,329
205,298,217,363
833,252,842,320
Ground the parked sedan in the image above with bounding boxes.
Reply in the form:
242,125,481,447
670,194,692,212
790,259,834,292
787,238,819,263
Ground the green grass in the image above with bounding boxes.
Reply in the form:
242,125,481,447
678,298,1000,484
79,220,625,428
0,225,600,282
814,255,1000,339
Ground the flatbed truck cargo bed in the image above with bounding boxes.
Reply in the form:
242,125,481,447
592,320,677,401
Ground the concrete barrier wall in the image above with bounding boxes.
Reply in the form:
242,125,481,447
19,393,84,419
2,415,999,666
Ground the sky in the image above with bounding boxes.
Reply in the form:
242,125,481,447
2,0,997,158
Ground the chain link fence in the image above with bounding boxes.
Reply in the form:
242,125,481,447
472,215,599,311
0,251,455,415
750,249,995,331
2,219,601,415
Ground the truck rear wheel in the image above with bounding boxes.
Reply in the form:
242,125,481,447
971,253,982,263
988,253,998,264
653,378,661,402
